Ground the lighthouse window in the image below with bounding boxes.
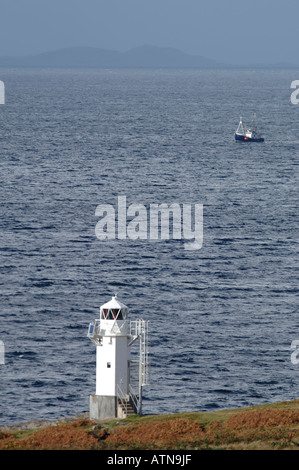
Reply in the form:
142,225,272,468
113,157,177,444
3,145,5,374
111,309,119,318
107,310,112,319
101,309,114,319
107,362,111,368
101,308,108,319
117,310,123,320
101,307,125,320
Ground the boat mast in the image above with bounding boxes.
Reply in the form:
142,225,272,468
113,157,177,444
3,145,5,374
236,117,245,135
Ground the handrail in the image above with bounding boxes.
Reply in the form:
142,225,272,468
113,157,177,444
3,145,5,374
117,384,128,416
117,384,138,416
129,384,138,413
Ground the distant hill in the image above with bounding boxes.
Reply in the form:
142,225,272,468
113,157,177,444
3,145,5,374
0,45,221,68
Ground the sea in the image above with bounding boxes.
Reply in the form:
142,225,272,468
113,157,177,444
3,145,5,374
0,67,298,426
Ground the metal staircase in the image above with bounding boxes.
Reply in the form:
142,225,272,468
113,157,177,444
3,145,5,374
117,385,138,418
116,319,150,417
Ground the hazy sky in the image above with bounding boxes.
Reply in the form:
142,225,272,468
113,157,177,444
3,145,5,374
1,0,298,65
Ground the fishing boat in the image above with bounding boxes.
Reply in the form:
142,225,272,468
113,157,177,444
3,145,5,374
235,116,264,142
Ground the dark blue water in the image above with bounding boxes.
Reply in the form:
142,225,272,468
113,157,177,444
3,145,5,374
0,68,298,426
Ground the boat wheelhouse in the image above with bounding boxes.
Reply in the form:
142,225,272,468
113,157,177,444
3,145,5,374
235,117,264,142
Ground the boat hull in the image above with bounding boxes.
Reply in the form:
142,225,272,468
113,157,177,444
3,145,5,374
235,133,264,142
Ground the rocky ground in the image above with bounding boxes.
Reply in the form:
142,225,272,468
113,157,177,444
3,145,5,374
0,412,89,432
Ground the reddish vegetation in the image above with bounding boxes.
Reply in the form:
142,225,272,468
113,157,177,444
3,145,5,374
1,406,299,450
0,420,98,450
225,409,299,429
106,410,299,449
107,418,206,447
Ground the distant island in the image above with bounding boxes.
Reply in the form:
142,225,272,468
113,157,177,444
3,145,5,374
0,45,298,69
0,45,222,69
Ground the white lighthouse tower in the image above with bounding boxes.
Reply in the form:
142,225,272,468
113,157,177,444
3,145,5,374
87,295,149,420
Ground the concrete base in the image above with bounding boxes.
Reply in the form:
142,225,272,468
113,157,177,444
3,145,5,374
89,395,117,421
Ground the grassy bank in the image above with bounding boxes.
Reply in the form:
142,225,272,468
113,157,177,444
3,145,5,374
1,399,299,450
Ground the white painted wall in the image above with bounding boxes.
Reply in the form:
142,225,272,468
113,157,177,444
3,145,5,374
96,335,130,396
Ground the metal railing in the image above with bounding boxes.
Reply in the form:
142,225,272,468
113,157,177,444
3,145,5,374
130,319,150,387
117,384,138,416
129,384,138,413
117,384,128,416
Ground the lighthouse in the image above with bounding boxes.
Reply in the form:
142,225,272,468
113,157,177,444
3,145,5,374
87,295,149,420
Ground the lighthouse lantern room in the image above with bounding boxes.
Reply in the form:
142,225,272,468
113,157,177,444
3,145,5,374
87,295,149,420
